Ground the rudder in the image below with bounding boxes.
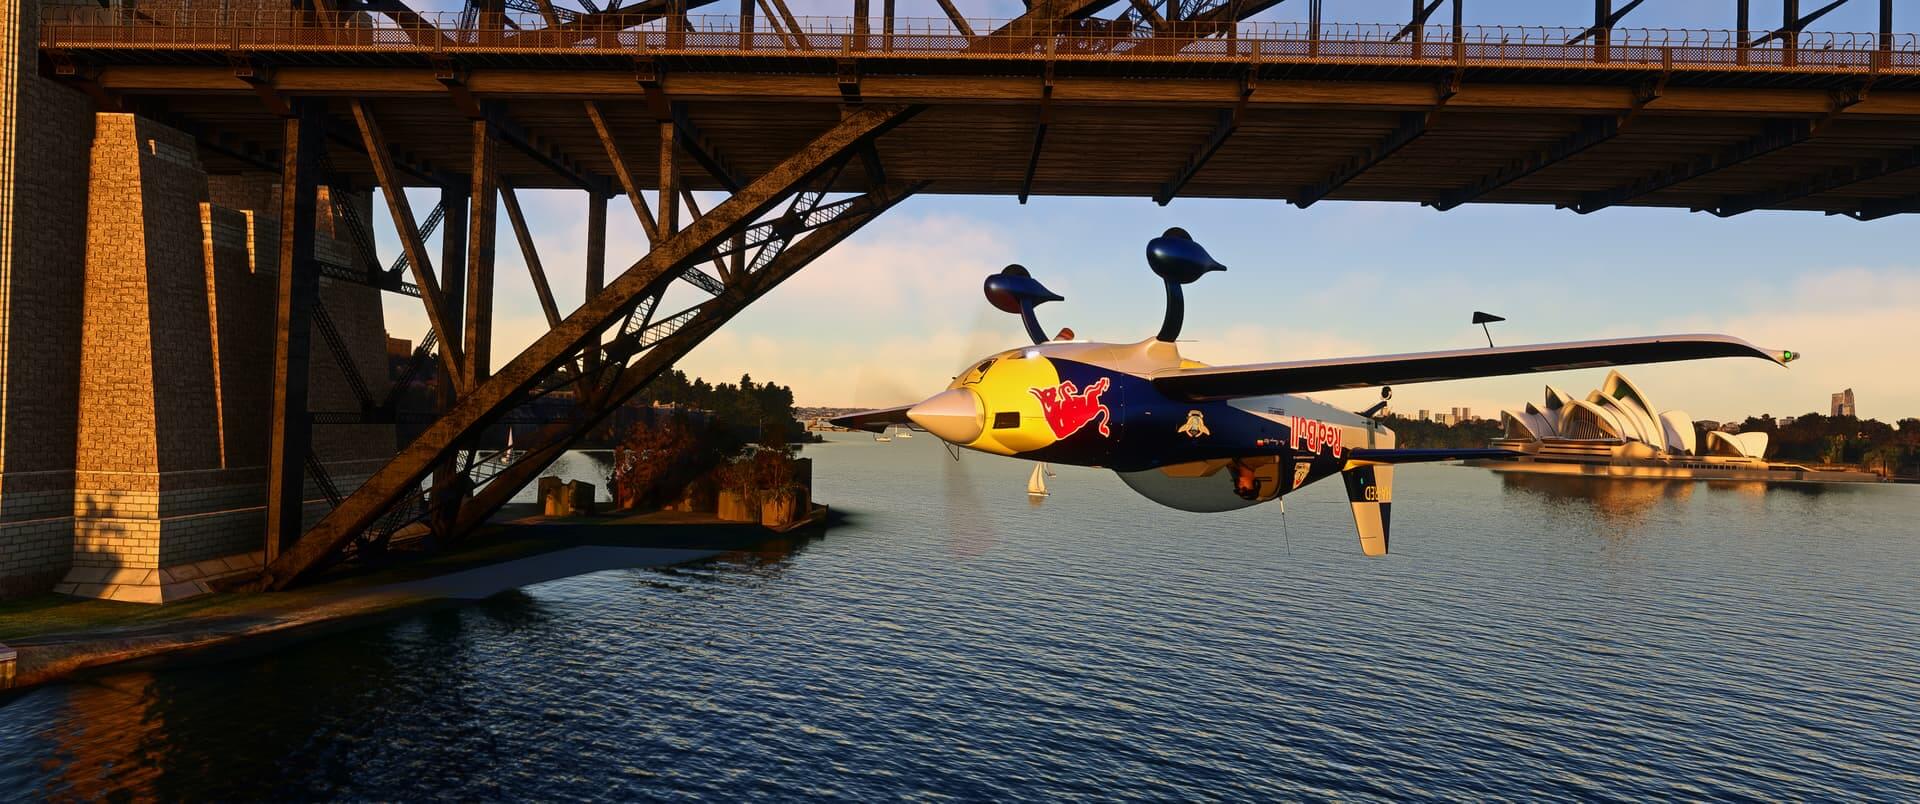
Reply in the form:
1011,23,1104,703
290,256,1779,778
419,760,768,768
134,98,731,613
1342,464,1393,556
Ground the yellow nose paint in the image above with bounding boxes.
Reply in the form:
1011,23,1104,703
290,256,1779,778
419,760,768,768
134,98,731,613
948,350,1064,456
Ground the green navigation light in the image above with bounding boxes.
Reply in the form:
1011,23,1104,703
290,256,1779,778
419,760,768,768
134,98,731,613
1781,350,1800,364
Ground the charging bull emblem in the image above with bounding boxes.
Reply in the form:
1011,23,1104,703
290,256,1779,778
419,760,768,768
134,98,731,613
1030,378,1112,439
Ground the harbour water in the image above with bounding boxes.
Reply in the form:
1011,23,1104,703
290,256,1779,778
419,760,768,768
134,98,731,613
3,433,1917,800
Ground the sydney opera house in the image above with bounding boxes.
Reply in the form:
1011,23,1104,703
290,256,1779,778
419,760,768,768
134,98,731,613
1470,371,1874,483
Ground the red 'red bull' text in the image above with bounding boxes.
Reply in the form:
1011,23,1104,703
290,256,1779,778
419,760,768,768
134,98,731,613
1291,416,1344,458
1029,378,1112,439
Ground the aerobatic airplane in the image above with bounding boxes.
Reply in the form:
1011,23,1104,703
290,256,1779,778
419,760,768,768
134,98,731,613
833,229,1797,556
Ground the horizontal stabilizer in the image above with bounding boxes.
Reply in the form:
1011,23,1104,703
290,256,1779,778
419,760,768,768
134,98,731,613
1152,333,1789,401
829,404,915,433
1346,448,1521,465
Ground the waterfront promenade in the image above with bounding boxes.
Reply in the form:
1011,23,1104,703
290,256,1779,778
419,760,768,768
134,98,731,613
0,509,825,692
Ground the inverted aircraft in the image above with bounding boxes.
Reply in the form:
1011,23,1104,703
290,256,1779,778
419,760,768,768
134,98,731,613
833,229,1796,556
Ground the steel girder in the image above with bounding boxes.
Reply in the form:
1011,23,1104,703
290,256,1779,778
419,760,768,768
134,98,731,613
257,103,920,590
446,181,924,538
314,181,918,568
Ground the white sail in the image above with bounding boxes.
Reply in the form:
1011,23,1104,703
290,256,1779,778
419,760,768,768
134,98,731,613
1028,463,1049,496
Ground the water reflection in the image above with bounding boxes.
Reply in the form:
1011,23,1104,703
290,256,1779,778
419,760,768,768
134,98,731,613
1499,472,1699,527
662,532,825,584
505,450,615,504
3,443,1915,801
2,588,576,801
943,455,998,559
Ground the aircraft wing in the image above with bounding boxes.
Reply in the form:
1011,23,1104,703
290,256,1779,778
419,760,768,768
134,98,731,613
829,404,916,433
1151,334,1790,401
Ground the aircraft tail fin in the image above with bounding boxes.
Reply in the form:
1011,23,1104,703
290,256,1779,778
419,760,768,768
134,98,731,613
1341,464,1393,557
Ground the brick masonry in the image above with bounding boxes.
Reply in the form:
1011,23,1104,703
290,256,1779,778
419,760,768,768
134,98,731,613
3,5,400,601
0,0,92,598
55,113,396,602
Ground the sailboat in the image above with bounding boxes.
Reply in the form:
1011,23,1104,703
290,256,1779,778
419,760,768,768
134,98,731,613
1027,463,1049,497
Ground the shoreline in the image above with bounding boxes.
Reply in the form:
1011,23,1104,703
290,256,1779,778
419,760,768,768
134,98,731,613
0,507,829,695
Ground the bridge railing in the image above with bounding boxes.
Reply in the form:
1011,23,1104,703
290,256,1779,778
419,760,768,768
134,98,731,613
37,9,1920,74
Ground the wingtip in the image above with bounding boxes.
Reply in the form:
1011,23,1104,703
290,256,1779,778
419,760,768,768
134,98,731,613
1707,333,1796,367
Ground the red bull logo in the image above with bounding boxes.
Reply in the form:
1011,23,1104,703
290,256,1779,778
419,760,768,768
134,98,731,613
1290,416,1344,458
1030,378,1112,439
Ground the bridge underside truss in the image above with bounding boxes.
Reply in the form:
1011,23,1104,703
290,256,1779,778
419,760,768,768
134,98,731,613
248,98,920,589
33,1,1920,587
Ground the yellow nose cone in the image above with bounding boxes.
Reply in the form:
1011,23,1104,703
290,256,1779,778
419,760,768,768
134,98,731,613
908,388,985,445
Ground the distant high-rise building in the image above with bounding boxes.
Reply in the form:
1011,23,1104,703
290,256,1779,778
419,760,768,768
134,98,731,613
1831,388,1856,418
1417,409,1430,421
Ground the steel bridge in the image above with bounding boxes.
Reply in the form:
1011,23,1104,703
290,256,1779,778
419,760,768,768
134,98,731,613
34,0,1920,589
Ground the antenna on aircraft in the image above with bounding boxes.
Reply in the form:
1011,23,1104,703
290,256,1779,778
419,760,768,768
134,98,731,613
1145,227,1226,342
984,264,1064,345
1472,311,1506,348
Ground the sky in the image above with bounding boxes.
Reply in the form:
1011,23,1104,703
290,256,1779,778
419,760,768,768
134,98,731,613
377,0,1920,424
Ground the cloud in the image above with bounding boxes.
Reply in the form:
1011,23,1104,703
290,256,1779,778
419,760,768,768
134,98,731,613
776,212,1018,314
1177,322,1377,368
374,189,1919,425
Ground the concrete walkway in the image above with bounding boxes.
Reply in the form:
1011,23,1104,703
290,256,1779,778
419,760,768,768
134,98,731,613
0,508,826,691
381,546,718,600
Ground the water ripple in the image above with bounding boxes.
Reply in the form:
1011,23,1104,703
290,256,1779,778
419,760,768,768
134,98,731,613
2,436,1917,800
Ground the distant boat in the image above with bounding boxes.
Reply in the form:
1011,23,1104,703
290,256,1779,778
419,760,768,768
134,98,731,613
897,431,913,439
874,427,893,443
1028,463,1049,497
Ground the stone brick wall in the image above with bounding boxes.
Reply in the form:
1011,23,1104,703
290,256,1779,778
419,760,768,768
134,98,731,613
0,0,93,597
68,114,397,583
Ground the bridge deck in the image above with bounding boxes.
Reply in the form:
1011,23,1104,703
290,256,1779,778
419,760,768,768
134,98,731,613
41,11,1920,215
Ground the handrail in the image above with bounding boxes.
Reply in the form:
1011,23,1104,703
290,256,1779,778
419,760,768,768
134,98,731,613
36,9,1920,73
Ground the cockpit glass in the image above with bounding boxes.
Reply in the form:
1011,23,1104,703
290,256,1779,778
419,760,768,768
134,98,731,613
962,358,996,384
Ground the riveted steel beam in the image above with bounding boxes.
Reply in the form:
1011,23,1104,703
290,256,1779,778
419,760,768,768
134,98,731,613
1156,109,1238,206
351,100,467,382
265,100,324,562
465,119,499,390
1294,110,1431,208
1432,115,1620,211
586,100,662,244
672,103,742,192
447,181,924,535
1843,189,1920,221
1570,119,1814,214
259,104,921,590
1709,144,1920,217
